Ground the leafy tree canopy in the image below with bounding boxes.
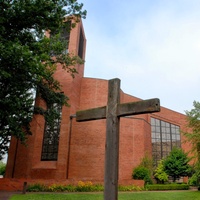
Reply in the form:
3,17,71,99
184,101,200,162
154,159,168,184
0,0,86,160
163,147,191,182
184,101,200,184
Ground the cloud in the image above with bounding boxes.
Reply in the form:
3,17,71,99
82,0,200,113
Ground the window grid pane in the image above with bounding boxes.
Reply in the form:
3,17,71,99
41,103,62,161
151,117,180,166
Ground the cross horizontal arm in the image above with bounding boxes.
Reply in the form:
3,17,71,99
76,98,160,122
76,106,106,122
117,98,160,117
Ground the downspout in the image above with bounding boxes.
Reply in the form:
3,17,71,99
66,114,76,179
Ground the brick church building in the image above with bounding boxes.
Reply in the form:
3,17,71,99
4,19,191,185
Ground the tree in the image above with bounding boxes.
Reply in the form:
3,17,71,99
154,159,168,184
0,0,86,159
163,147,191,182
184,101,200,185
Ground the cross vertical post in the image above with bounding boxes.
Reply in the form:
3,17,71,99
104,78,120,200
76,78,160,200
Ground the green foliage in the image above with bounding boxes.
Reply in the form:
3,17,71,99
27,183,47,192
118,185,143,191
0,161,6,176
76,181,100,192
188,162,200,186
145,183,189,191
140,154,154,174
48,184,77,192
163,147,191,182
132,155,153,185
154,159,168,184
0,0,86,159
132,166,153,185
189,173,199,186
132,166,149,179
27,182,143,192
184,101,200,185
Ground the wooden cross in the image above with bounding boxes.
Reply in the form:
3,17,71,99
76,78,160,200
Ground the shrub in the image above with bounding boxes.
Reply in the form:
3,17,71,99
163,147,191,182
26,182,143,192
146,183,189,191
132,166,153,185
0,161,6,176
27,183,47,192
118,185,143,191
48,184,74,192
91,184,104,192
189,173,199,186
64,184,77,192
154,159,168,184
140,154,154,174
75,181,104,192
76,181,94,192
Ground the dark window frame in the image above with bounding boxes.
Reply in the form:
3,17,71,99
41,103,62,161
78,27,84,59
50,21,71,56
151,117,181,166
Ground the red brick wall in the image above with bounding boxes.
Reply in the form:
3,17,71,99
5,19,193,187
67,78,151,181
0,178,144,191
5,77,192,182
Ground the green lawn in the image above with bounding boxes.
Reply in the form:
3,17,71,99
10,191,200,200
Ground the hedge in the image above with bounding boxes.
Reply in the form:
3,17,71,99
146,184,189,191
27,182,143,192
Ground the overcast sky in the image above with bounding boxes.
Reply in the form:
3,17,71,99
80,0,200,114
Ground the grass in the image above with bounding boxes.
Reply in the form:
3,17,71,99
10,191,200,200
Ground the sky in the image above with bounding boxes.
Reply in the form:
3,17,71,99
80,0,200,114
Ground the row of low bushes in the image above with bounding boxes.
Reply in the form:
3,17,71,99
27,181,144,192
146,183,189,191
27,182,103,192
27,181,190,192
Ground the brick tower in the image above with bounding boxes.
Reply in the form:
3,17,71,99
5,19,87,180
